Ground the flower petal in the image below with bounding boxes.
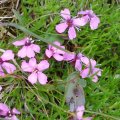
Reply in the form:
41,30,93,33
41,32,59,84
78,16,89,26
56,22,68,33
28,72,37,84
12,108,20,115
26,46,35,58
73,18,87,27
81,57,89,66
92,75,98,83
29,58,37,68
18,46,27,58
60,8,71,20
2,62,16,74
76,105,85,119
13,37,29,46
0,103,9,116
37,72,48,85
75,59,82,72
90,16,100,30
1,50,14,61
37,60,49,71
45,49,53,58
80,68,89,78
21,61,33,72
0,66,5,76
63,52,75,61
68,27,76,40
56,46,65,54
31,44,40,53
53,54,64,61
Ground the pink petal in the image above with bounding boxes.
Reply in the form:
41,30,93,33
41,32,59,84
73,18,87,27
90,16,100,30
1,50,14,61
28,72,37,84
37,72,48,85
60,8,71,20
56,22,68,33
0,103,9,116
76,105,85,119
10,115,19,120
37,60,49,71
92,75,98,83
0,66,5,76
75,59,82,72
12,108,20,114
18,46,27,58
81,57,89,66
93,68,101,76
13,37,29,46
29,58,37,68
21,61,33,72
63,52,75,61
53,54,64,61
45,49,53,58
56,46,65,54
78,16,89,26
80,68,89,78
31,44,40,53
53,41,61,46
68,27,76,40
26,46,35,58
2,62,16,74
90,59,96,68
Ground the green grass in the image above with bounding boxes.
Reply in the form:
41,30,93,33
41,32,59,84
0,0,120,120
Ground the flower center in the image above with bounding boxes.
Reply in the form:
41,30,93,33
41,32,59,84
25,41,31,46
67,19,73,27
0,58,4,64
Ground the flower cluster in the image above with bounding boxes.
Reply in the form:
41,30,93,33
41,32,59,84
56,8,100,40
0,8,101,120
0,103,20,120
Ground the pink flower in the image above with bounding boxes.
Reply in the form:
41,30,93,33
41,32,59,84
80,57,101,82
45,41,65,61
56,8,84,40
78,10,100,30
0,103,20,120
0,50,16,76
13,37,40,58
64,52,84,72
76,105,92,120
21,58,49,85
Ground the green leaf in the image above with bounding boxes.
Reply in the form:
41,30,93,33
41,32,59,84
12,9,24,25
77,79,87,88
65,72,85,112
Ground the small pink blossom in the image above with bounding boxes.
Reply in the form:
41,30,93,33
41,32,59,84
21,58,49,85
80,57,101,82
64,52,84,72
0,50,16,76
13,37,40,58
56,8,84,40
45,41,65,61
0,103,20,120
76,105,92,120
78,10,100,30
